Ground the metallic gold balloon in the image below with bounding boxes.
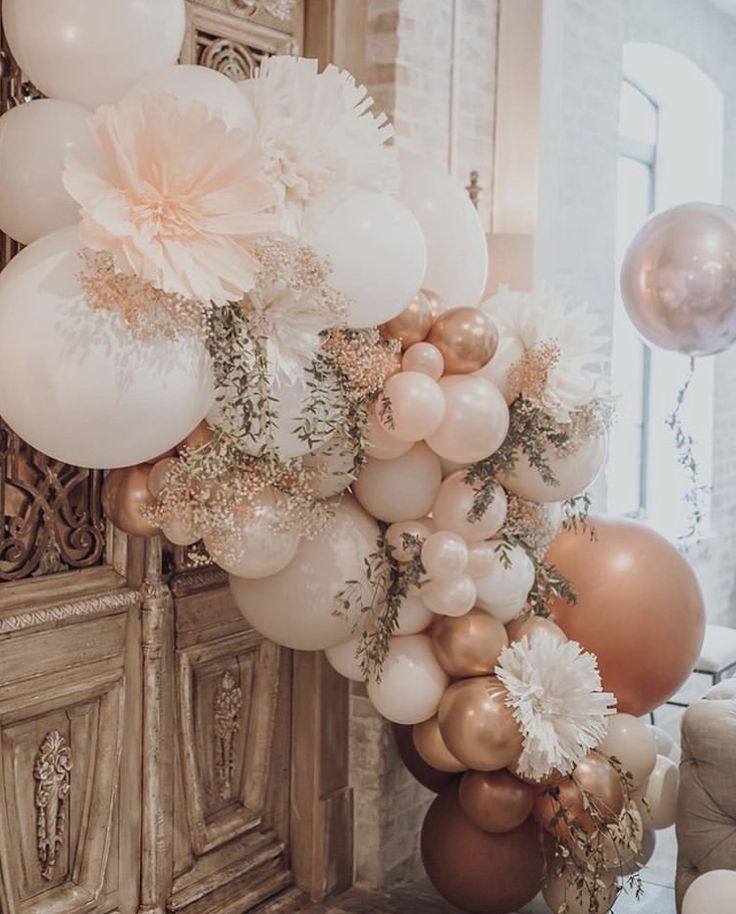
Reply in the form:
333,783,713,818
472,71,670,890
413,716,466,773
421,785,544,914
423,288,443,321
548,516,705,717
459,769,536,834
533,753,624,842
506,614,566,645
437,676,522,771
426,306,499,373
103,465,160,537
620,202,736,356
432,608,508,678
380,290,435,349
392,723,458,793
179,419,214,452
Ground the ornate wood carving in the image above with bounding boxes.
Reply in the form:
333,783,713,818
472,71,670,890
34,730,72,881
214,671,243,799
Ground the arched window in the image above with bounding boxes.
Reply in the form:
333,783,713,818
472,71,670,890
607,44,724,540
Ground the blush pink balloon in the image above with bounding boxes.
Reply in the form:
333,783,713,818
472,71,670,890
353,442,443,523
426,375,509,463
364,410,413,460
386,519,433,561
432,471,508,544
402,342,445,379
377,371,446,442
421,532,469,579
422,575,477,617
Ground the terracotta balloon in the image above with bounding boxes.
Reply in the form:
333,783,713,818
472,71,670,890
438,676,522,771
534,754,625,841
459,769,536,834
421,785,544,914
426,307,499,374
506,615,566,645
413,716,466,773
103,465,160,537
548,517,705,716
179,419,214,452
431,608,508,678
392,723,457,793
380,289,435,348
620,202,736,356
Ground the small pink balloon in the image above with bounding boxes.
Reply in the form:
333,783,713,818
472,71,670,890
386,520,433,561
426,375,509,463
377,371,446,442
364,411,413,460
148,457,177,498
465,541,497,579
432,471,508,544
422,575,477,617
402,342,445,380
421,532,469,579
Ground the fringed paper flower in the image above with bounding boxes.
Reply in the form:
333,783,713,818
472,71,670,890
63,93,278,306
495,630,616,781
241,55,398,231
484,285,610,423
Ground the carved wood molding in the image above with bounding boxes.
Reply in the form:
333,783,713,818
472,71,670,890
0,588,138,635
214,671,243,800
170,566,227,599
34,730,72,881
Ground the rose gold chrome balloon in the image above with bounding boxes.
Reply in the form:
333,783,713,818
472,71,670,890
103,465,160,537
426,306,499,373
413,716,466,773
380,290,435,348
620,202,736,356
432,608,508,678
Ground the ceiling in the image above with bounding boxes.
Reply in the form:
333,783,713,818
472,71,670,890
708,0,736,17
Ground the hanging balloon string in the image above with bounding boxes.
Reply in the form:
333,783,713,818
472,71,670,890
665,356,708,540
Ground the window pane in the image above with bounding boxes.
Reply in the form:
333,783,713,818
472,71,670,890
619,80,658,147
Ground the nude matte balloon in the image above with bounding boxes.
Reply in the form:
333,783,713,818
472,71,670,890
3,0,186,109
421,532,468,579
0,100,100,244
0,227,214,469
432,608,508,678
474,542,535,624
364,411,413,461
422,575,476,618
438,677,522,771
499,435,607,503
394,594,434,635
683,870,736,914
385,520,432,561
549,517,705,717
325,637,364,682
543,870,618,914
426,375,509,464
402,342,445,379
598,713,657,787
432,472,507,544
459,769,535,834
367,634,449,725
206,490,300,579
413,717,466,773
230,496,379,651
636,755,679,830
421,786,544,914
621,203,736,357
377,371,445,442
353,443,442,523
302,439,356,498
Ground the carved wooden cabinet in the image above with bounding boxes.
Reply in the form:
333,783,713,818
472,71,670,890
0,2,359,913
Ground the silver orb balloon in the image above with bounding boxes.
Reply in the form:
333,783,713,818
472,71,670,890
620,202,736,356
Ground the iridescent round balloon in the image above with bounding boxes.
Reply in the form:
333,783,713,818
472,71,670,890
620,202,736,356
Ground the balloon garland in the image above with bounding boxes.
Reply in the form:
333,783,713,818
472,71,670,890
0,6,711,912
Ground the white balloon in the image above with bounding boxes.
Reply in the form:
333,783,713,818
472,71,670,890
303,190,427,328
683,870,736,914
422,575,477,617
398,151,488,309
499,435,608,503
353,443,443,523
206,490,300,579
3,0,186,110
130,65,254,131
475,333,525,405
367,634,449,725
474,542,535,624
635,755,679,830
229,496,379,651
0,100,99,244
325,637,364,682
0,226,214,468
648,724,681,765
